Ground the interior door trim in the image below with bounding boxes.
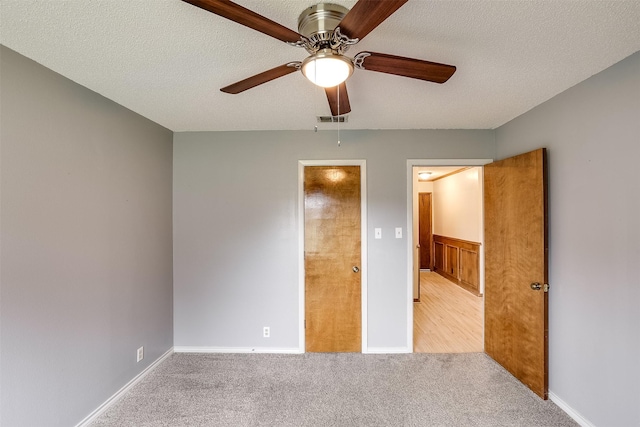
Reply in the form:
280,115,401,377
405,159,493,351
298,160,367,353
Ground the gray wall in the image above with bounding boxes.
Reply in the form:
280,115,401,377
0,46,174,426
173,130,495,350
495,51,640,426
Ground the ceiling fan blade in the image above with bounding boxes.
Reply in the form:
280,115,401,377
182,0,302,43
221,63,300,94
356,52,456,83
338,0,408,41
325,83,351,116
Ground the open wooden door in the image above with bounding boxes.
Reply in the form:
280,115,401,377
484,148,549,399
304,166,361,352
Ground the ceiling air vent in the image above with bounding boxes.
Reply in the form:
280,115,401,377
317,115,348,123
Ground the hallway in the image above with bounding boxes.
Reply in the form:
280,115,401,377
414,271,483,353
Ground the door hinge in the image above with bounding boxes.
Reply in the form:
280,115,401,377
304,320,306,329
543,283,549,293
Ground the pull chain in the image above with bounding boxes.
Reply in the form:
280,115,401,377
337,84,341,147
313,60,320,133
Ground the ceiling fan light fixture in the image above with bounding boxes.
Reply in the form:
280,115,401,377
302,49,353,88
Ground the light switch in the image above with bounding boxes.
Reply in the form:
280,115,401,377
395,227,402,238
375,228,382,239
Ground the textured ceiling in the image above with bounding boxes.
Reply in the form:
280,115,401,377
1,0,639,131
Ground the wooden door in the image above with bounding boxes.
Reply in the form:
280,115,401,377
419,193,433,270
484,148,548,399
304,166,361,352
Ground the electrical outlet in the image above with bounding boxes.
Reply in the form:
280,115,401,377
137,346,144,362
263,326,270,338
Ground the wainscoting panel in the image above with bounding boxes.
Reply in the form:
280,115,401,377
433,235,481,296
434,242,445,272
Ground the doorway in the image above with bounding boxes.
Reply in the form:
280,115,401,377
407,152,548,398
298,160,368,353
407,160,491,353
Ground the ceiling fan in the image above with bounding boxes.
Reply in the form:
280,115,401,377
182,0,457,116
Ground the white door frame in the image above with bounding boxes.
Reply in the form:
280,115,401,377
299,160,368,353
405,159,492,351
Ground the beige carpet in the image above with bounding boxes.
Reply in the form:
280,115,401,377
91,352,577,426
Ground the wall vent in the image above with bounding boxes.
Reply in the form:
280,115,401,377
317,115,348,123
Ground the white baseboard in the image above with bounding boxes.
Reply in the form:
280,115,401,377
75,347,174,427
365,347,412,354
549,391,596,427
173,346,304,354
174,347,415,354
175,346,412,354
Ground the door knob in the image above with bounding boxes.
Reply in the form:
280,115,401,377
352,266,360,273
530,282,549,292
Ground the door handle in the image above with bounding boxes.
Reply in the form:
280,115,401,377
416,244,420,249
352,266,360,273
530,282,549,292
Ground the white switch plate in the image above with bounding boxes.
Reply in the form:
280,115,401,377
395,227,402,238
374,228,382,239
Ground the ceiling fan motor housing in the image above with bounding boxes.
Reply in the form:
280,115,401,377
298,3,350,53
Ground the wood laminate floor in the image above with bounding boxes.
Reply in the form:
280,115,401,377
414,271,484,353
